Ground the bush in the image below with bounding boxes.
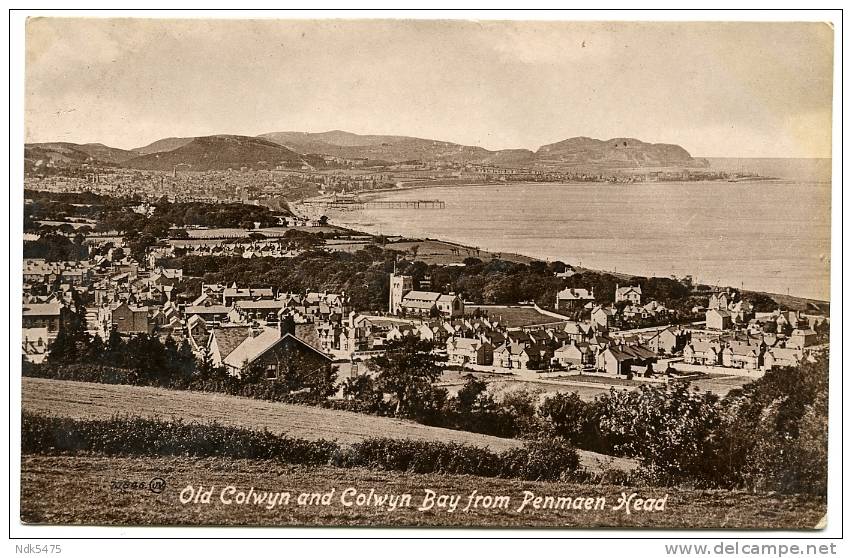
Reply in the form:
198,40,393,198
23,363,135,385
498,436,581,481
346,436,581,480
348,438,501,476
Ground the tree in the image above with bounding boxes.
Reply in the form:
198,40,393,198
539,391,593,445
597,383,723,485
47,316,90,365
717,354,828,494
455,375,489,411
196,344,216,381
128,232,157,264
342,374,378,401
369,336,444,416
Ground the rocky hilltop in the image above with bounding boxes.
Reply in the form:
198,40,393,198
536,136,706,168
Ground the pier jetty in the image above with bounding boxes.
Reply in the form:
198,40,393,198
304,198,445,210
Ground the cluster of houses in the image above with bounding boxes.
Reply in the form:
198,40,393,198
21,248,828,382
556,284,674,330
683,316,823,372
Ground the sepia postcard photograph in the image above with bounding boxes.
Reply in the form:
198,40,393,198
11,11,840,538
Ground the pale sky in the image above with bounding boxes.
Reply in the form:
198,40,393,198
25,18,834,158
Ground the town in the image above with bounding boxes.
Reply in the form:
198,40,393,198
22,188,829,402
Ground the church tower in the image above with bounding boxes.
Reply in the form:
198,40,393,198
389,273,413,314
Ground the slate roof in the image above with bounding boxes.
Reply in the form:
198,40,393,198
556,288,594,301
22,303,62,316
211,326,252,361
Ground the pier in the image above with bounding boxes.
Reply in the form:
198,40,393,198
304,199,445,210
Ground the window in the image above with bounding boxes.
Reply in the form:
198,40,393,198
265,364,278,380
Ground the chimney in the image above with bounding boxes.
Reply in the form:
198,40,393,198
279,313,296,337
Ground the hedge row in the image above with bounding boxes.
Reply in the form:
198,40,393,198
21,412,581,481
21,412,336,466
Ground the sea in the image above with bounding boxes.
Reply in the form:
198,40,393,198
328,158,832,301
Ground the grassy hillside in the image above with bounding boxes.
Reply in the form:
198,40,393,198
133,136,195,155
122,135,306,171
21,378,635,472
20,455,825,527
260,130,535,165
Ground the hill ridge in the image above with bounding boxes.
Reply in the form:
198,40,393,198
27,130,706,170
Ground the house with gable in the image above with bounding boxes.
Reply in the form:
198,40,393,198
722,340,763,370
553,341,594,368
683,339,723,366
706,308,733,330
615,284,642,305
221,318,332,379
446,337,493,366
555,287,595,312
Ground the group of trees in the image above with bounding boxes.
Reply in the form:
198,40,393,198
167,247,394,310
25,189,284,243
45,317,197,388
537,355,828,494
150,201,281,229
23,232,89,261
338,337,533,438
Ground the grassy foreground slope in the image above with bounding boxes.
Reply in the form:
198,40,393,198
21,378,634,472
20,456,824,528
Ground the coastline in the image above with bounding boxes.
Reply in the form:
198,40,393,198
316,213,829,313
327,176,793,202
289,180,829,310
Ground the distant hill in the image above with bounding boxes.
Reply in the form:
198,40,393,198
74,143,139,164
27,131,706,173
25,142,140,165
25,143,96,168
133,137,195,155
536,136,705,168
121,135,307,171
259,130,536,165
259,130,704,168
24,142,139,173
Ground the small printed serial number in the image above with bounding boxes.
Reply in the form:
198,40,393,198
110,479,149,491
15,544,62,554
110,477,166,493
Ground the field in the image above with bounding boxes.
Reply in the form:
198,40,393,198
687,373,755,397
468,305,565,327
20,455,825,528
438,373,621,402
385,239,535,266
21,378,631,472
